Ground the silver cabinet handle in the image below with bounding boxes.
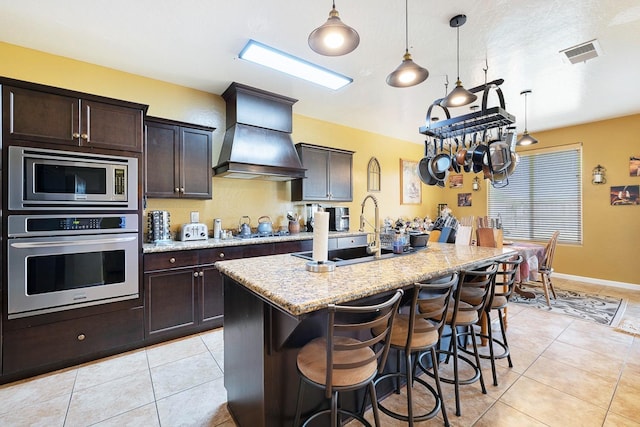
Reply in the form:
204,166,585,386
169,257,176,264
219,252,225,258
77,334,86,341
11,236,137,248
72,132,80,138
80,133,88,140
194,271,199,277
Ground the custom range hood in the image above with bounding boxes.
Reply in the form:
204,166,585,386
213,82,306,181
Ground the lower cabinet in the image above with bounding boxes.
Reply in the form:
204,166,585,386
2,307,144,375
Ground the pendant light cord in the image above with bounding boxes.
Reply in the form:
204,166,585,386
404,0,409,53
524,92,528,132
456,25,460,80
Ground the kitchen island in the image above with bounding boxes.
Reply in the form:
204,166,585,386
216,242,516,427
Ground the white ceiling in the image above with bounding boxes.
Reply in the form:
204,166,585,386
1,0,639,144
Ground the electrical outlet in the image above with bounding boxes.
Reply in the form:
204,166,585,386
190,211,199,223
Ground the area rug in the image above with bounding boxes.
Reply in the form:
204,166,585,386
510,283,625,326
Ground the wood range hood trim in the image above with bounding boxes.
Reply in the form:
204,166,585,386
213,82,306,181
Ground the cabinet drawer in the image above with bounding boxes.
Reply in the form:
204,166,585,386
335,235,368,248
199,246,244,264
144,251,198,271
3,307,144,375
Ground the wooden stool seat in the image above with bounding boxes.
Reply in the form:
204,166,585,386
297,337,377,387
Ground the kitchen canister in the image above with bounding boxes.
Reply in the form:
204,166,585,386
147,210,171,242
213,218,222,239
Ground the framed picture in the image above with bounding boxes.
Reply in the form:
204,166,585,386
458,193,472,207
630,156,640,177
449,174,463,188
610,185,639,205
400,159,421,205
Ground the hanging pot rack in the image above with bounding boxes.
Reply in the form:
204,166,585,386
419,78,515,140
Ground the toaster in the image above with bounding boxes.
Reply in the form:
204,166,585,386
178,223,209,241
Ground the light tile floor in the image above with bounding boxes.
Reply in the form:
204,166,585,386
0,278,638,426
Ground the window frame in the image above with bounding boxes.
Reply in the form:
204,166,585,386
488,143,583,244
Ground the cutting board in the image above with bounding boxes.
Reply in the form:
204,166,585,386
455,225,473,246
476,227,497,248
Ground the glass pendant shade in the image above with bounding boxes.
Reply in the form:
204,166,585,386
386,51,429,87
441,80,477,107
308,6,360,56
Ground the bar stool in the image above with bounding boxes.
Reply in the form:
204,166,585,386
479,255,523,386
373,274,458,427
429,263,498,417
293,289,403,427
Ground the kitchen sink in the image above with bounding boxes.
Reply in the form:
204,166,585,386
292,246,398,266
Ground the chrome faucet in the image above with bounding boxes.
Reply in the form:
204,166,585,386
359,194,381,258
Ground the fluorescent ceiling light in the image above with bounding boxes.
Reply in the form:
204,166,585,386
239,39,352,90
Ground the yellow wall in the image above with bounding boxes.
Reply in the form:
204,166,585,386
1,42,638,285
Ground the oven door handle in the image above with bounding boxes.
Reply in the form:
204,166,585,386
10,235,137,248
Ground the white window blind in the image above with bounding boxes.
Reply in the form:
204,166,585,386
488,144,582,244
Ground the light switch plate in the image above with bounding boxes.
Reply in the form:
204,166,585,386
190,211,199,223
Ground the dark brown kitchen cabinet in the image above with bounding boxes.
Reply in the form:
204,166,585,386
1,81,145,152
145,116,215,199
143,247,241,340
2,307,144,376
291,143,354,202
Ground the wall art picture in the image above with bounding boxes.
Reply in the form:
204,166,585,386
630,156,640,177
400,159,421,205
610,185,639,205
458,193,472,207
449,174,463,188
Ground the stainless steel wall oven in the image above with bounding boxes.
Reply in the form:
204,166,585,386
7,214,139,319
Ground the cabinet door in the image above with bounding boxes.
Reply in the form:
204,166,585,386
180,127,212,199
145,269,197,337
300,146,330,200
328,151,353,201
145,122,180,198
82,100,143,152
3,86,79,145
200,265,223,328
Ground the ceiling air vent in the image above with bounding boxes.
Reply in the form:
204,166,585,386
560,39,602,64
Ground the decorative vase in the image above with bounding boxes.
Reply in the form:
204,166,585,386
288,220,300,234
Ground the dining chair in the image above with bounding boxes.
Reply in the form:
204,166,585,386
539,231,560,307
373,274,458,427
293,289,403,427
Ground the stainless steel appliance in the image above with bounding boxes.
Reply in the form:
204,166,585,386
6,213,139,319
326,207,350,232
8,146,138,211
177,223,208,241
147,210,171,242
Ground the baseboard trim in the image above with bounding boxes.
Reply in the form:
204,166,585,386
555,273,639,291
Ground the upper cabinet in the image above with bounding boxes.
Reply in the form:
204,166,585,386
1,80,146,153
145,116,215,199
291,143,354,202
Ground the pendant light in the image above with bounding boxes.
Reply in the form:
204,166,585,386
516,89,539,146
441,14,477,108
386,0,429,88
308,1,360,56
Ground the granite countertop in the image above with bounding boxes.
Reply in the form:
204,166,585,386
215,242,517,317
142,231,367,253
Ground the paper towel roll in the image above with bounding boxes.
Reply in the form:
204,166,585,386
312,211,329,262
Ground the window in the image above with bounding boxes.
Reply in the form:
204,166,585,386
488,144,582,244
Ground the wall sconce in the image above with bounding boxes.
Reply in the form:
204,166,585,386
472,176,481,191
592,164,606,184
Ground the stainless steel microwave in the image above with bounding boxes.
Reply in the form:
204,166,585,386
8,146,138,211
